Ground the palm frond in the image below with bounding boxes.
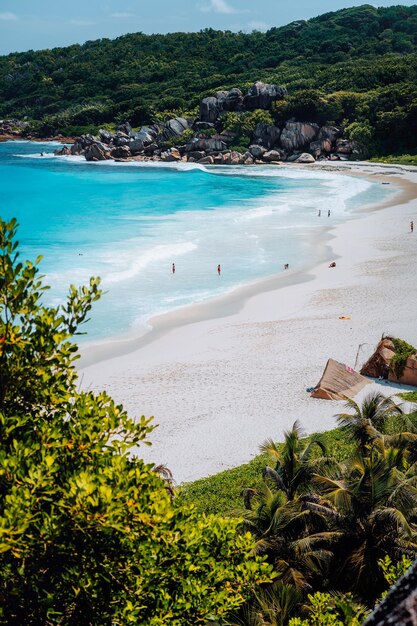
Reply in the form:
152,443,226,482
300,433,327,462
259,437,280,459
241,487,258,510
370,506,412,536
302,500,344,522
385,432,417,448
263,465,287,492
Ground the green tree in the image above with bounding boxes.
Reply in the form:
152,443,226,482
378,554,412,587
335,392,402,453
288,591,368,626
242,487,330,595
345,121,374,158
229,581,303,626
0,218,273,625
260,422,329,501
310,445,417,603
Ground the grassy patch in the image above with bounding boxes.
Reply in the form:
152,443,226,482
178,453,269,517
396,391,417,403
370,154,417,166
179,427,356,516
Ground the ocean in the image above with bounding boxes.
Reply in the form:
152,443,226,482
0,140,395,342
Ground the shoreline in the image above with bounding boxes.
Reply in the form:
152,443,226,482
78,162,411,369
79,161,417,483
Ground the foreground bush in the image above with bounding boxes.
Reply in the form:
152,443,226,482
0,218,273,625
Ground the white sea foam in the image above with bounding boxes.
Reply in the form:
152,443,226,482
103,241,197,284
238,204,289,221
16,152,56,159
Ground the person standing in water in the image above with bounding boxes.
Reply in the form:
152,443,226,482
318,210,321,217
217,264,221,276
172,262,175,274
328,210,331,217
411,220,414,233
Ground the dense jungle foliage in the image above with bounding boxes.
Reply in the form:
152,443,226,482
1,4,417,156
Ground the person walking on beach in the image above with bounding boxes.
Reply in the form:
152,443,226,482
217,264,221,276
411,220,414,233
172,262,175,274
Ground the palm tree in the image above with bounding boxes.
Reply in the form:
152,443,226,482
306,444,417,603
259,421,331,501
152,463,175,497
336,392,403,454
227,581,302,626
241,482,332,593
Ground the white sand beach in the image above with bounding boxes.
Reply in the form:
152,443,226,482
79,162,417,484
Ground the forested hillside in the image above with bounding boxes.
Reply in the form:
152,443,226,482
1,4,417,155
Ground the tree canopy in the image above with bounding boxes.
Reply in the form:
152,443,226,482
1,5,417,155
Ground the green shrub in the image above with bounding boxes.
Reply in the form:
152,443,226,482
229,142,250,154
0,218,274,625
289,591,368,626
390,337,416,378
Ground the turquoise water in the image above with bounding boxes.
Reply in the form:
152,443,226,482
0,141,395,340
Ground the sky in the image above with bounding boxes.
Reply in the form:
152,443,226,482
0,0,416,55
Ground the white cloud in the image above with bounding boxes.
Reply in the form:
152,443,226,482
248,20,268,31
0,12,18,21
70,19,96,26
200,0,238,14
110,12,134,19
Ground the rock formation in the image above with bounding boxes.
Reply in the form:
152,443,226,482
160,147,182,162
309,138,333,158
217,88,244,112
295,152,316,163
133,126,160,144
335,138,355,156
252,123,281,149
85,142,112,161
0,118,30,139
199,97,221,124
186,135,228,153
199,81,287,122
280,122,319,152
360,337,417,386
263,149,287,162
51,78,356,165
243,82,287,110
248,144,267,159
318,126,341,143
159,117,190,141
